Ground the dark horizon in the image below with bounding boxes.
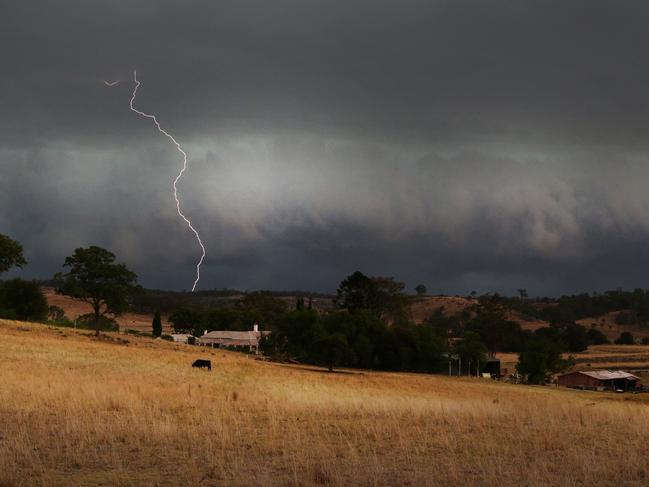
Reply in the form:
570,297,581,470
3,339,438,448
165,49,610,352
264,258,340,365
5,1,649,296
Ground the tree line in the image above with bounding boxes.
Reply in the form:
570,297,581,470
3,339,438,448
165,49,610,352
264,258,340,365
0,234,139,336
0,232,643,383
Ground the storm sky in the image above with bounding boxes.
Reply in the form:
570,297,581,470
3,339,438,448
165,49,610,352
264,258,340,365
4,1,649,295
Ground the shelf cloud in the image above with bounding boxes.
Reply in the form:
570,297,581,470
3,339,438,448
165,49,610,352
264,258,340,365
4,1,649,295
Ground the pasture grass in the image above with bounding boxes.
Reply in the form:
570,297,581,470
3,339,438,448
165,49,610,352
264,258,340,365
1,319,649,486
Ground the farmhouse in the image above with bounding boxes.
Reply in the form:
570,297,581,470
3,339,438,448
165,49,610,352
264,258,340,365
557,370,641,391
197,324,270,354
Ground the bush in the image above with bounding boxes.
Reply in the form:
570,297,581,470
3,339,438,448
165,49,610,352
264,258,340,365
76,313,119,332
48,305,66,322
586,327,609,345
0,279,48,321
614,331,635,345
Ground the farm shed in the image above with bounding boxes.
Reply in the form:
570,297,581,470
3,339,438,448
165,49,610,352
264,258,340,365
171,334,194,344
557,370,641,391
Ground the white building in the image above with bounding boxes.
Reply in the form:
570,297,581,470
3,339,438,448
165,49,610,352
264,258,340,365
170,333,194,344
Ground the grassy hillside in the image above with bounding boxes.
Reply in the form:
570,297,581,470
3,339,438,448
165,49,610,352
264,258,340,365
43,288,173,334
2,320,649,486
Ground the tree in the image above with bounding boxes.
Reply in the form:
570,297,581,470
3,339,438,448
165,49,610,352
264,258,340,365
0,279,48,321
560,322,589,353
0,234,27,274
517,336,573,384
267,309,321,361
614,331,635,345
415,284,427,296
517,289,528,300
466,297,524,353
236,292,288,326
453,332,488,375
53,246,139,336
586,327,609,345
152,311,162,337
169,307,202,334
312,332,352,372
335,271,409,321
372,276,409,321
335,271,378,312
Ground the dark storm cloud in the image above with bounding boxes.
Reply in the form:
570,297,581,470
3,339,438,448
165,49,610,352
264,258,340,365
3,1,649,295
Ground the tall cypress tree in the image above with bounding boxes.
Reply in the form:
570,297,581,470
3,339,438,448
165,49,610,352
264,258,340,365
295,296,305,311
152,310,162,337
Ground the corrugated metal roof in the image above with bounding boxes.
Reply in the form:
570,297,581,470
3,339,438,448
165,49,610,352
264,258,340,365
568,370,640,381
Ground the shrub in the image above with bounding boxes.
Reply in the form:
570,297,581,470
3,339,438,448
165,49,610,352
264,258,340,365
76,314,119,332
0,279,48,321
48,305,66,322
586,327,609,345
614,331,635,345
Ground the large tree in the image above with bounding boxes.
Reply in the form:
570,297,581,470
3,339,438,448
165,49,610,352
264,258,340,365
335,271,409,321
453,331,488,375
517,336,573,384
335,271,378,312
312,331,352,372
0,234,27,274
54,246,139,336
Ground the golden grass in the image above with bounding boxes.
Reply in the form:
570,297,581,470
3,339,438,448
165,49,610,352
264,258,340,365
2,319,649,486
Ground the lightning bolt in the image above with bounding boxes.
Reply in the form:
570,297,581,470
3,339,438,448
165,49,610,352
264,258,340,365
128,70,206,292
104,79,120,86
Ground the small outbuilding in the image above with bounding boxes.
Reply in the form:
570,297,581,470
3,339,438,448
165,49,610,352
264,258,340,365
171,334,194,344
557,370,641,391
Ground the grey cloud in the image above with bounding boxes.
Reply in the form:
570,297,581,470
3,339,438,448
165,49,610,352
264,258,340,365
3,1,649,295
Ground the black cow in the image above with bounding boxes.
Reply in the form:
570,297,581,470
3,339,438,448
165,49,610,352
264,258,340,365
192,359,212,371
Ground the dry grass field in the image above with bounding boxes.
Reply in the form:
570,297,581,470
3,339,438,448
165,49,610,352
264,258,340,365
2,319,649,487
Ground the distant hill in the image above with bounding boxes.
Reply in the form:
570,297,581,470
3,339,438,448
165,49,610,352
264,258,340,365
409,295,548,331
409,294,649,342
576,311,649,342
